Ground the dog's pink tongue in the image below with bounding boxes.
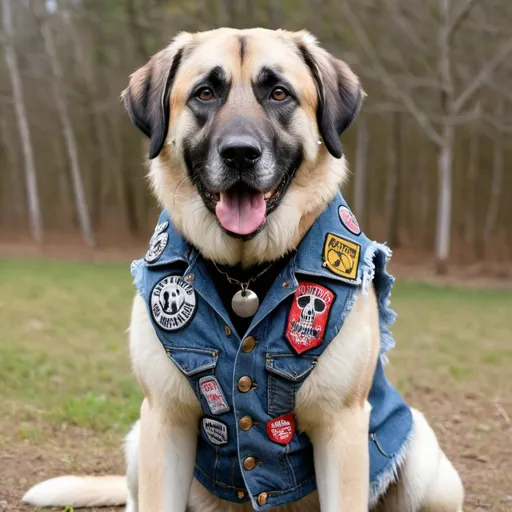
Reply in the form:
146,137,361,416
216,190,266,235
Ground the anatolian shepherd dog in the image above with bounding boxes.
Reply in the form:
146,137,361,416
24,28,463,512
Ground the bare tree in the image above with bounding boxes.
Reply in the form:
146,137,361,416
339,0,512,273
1,0,42,242
484,99,505,247
39,8,95,248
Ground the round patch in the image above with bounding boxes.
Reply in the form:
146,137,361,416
338,206,361,235
154,220,169,235
145,231,169,263
150,275,196,331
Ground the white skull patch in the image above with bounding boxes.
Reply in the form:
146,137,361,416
150,275,196,331
286,282,335,354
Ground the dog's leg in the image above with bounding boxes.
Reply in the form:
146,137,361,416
376,408,464,512
138,398,197,511
309,402,372,512
296,289,380,512
130,295,201,511
125,420,140,512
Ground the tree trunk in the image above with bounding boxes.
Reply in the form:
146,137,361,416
1,0,42,242
62,6,108,230
0,105,24,227
484,100,505,249
386,111,402,248
353,115,368,225
40,16,95,248
464,124,479,251
435,124,454,274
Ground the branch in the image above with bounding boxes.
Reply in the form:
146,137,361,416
453,37,512,113
448,0,483,39
337,2,444,147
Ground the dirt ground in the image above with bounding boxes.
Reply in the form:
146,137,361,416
2,389,511,511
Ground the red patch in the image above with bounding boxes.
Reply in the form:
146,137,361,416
199,376,230,415
267,414,295,445
338,206,361,235
286,281,335,354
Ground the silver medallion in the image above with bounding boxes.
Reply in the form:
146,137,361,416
231,288,259,318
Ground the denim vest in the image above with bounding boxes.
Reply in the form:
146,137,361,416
131,192,413,510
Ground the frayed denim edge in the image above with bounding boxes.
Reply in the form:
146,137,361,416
360,242,397,364
368,424,415,508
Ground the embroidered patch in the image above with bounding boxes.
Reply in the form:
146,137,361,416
144,220,170,263
199,376,230,415
267,414,295,445
323,233,361,280
202,417,228,445
150,275,196,331
286,281,335,354
338,205,361,235
145,232,169,263
154,220,169,235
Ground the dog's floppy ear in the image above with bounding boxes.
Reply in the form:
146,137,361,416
294,31,364,159
121,33,192,159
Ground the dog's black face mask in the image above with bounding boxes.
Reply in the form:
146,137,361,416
182,65,305,240
122,31,364,240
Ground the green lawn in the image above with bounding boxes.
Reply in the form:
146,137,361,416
0,258,511,511
0,259,142,434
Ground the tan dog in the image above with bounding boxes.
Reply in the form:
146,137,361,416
24,28,463,512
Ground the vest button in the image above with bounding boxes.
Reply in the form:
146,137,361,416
242,336,256,353
236,489,246,500
243,456,257,470
257,492,269,506
237,376,252,392
224,325,231,336
239,416,253,431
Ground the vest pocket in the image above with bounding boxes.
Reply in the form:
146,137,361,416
265,353,318,417
165,346,218,376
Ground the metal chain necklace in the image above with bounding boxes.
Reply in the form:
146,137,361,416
212,262,273,318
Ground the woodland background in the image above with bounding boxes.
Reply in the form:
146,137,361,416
0,0,511,274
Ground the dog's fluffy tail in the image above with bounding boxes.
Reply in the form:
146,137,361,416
22,475,127,508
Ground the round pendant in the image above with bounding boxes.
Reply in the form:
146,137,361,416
231,289,260,318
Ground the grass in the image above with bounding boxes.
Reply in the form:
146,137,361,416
0,259,142,433
0,257,511,511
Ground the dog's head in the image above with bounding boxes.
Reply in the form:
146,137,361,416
123,28,363,265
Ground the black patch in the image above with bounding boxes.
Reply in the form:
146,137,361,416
187,66,230,128
252,67,299,130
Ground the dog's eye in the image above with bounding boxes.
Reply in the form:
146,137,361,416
196,87,215,101
270,87,288,101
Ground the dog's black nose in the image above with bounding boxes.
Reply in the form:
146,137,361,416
219,135,262,170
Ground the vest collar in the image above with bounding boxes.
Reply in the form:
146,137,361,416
294,191,362,286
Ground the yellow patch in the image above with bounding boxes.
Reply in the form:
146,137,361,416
323,233,360,280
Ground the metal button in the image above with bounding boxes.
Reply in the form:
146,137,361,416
224,325,231,336
236,489,246,500
185,273,195,281
242,336,256,353
257,492,269,506
239,416,253,431
238,376,252,393
282,281,290,288
243,456,257,471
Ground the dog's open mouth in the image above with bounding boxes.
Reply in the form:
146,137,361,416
203,178,287,237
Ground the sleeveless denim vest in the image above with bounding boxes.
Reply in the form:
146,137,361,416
131,192,413,510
